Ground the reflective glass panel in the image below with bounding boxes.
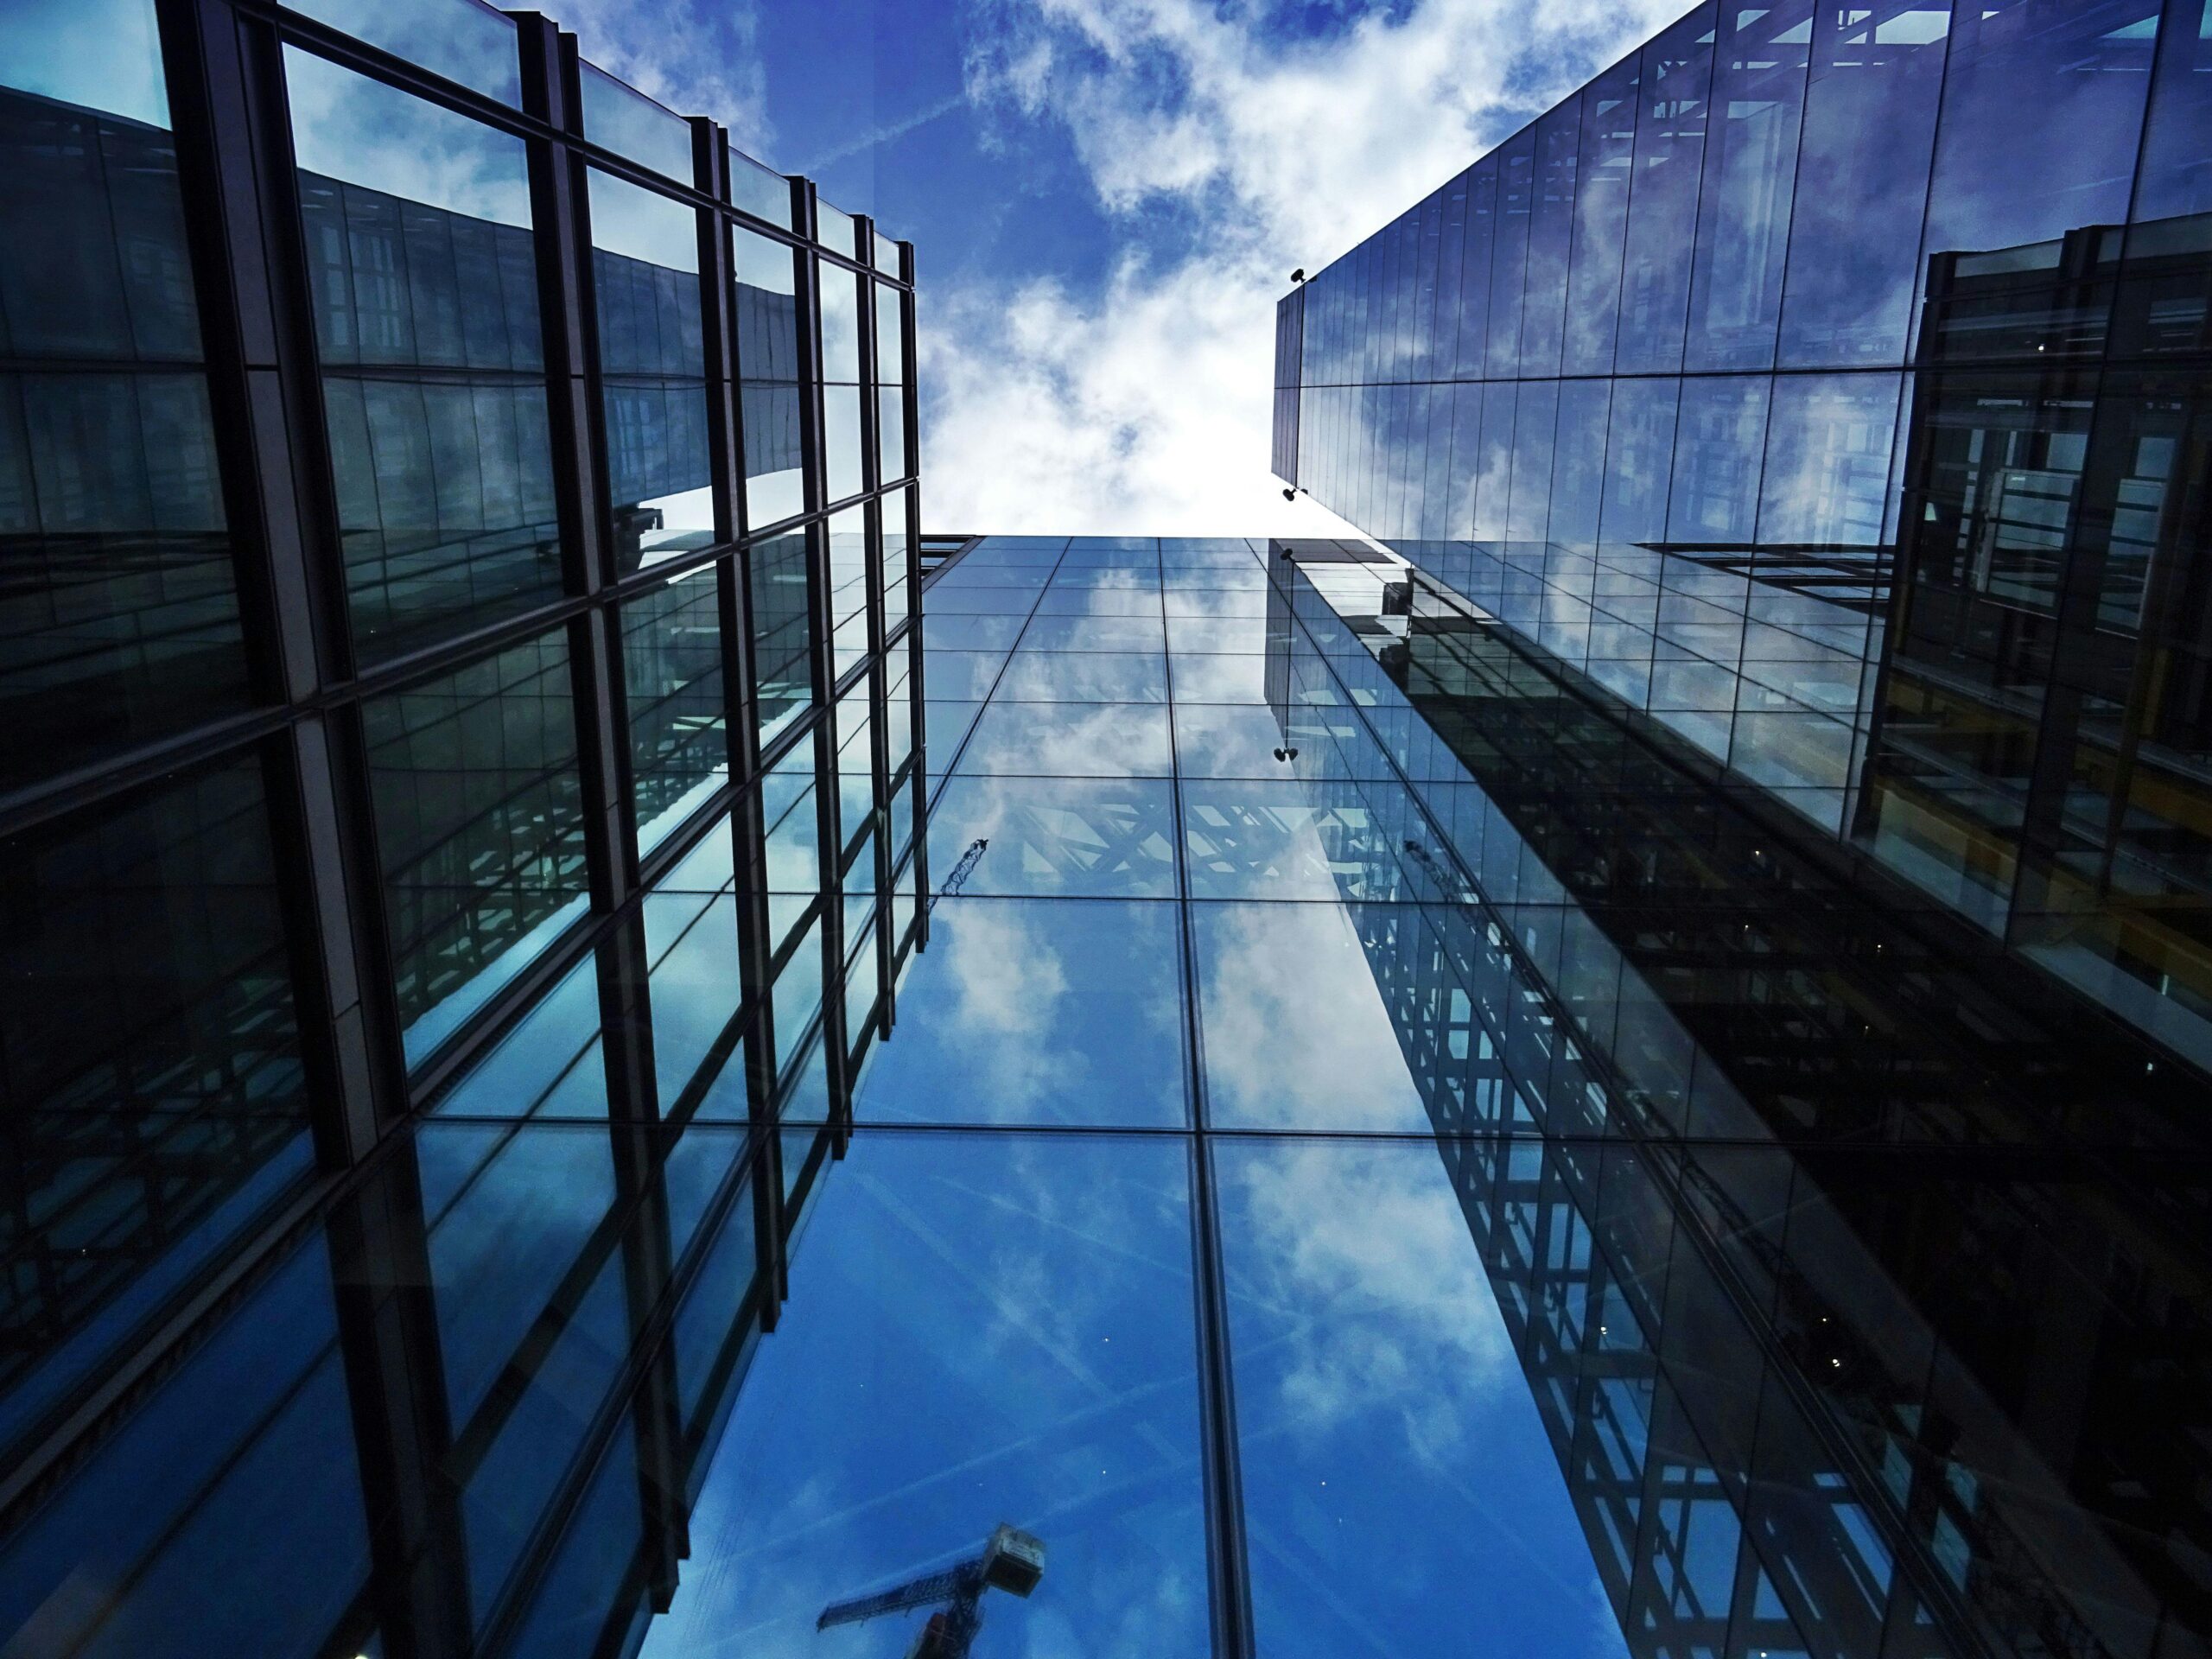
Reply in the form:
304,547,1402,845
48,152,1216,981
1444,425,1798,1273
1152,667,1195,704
286,0,521,105
364,629,588,1062
929,776,1180,897
728,146,790,228
288,48,559,659
852,899,1185,1125
733,224,802,527
588,168,712,565
0,7,250,788
1218,1136,1629,1655
639,1132,1209,1657
580,62,691,182
764,736,823,951
954,701,1175,778
1192,902,1433,1131
828,505,868,676
748,529,812,745
0,761,308,1469
624,565,726,854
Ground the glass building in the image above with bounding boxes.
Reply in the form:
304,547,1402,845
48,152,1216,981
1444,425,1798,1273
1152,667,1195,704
0,0,920,1649
4,0,2211,1652
1272,0,2212,1071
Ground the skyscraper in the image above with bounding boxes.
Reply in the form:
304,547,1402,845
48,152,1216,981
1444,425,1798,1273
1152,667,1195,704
1273,0,2212,1070
0,0,918,1649
1267,1,2212,1653
5,0,2212,1656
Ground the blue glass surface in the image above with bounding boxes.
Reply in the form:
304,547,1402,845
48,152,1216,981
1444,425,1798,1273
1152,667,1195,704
1613,8,1713,375
930,777,1180,897
1168,652,1274,703
992,648,1170,702
1777,3,1953,366
1217,1135,1632,1658
1562,57,1638,376
1191,902,1432,1131
639,1131,1211,1658
1684,0,1811,372
852,899,1185,1126
954,700,1174,778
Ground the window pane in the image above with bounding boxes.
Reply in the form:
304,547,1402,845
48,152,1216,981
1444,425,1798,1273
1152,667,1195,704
580,61,690,182
881,488,912,634
828,505,868,677
824,384,863,503
0,761,308,1470
624,565,726,854
1562,58,1637,375
1614,10,1713,375
288,48,561,659
772,916,823,1071
365,630,588,1063
589,168,712,565
763,737,822,952
728,146,789,227
748,529,812,746
1776,3,1953,366
733,225,802,527
817,200,858,261
853,899,1186,1126
876,385,905,486
818,259,861,385
285,0,521,105
1684,0,1811,372
836,683,875,845
874,280,905,384
0,19,252,789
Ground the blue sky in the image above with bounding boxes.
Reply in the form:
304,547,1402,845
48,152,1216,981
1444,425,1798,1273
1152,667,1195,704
559,0,1676,534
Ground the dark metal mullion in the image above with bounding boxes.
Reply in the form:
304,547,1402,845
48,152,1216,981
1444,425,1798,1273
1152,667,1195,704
156,0,406,1168
789,181,855,1148
1165,542,1258,1659
703,118,791,1325
513,13,691,1626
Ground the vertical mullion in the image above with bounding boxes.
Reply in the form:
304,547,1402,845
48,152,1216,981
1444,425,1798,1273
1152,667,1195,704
1159,538,1257,1659
156,0,406,1163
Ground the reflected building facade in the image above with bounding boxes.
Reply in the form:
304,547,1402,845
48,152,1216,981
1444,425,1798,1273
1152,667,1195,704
1272,0,2212,1070
1260,542,2211,1659
0,0,920,1652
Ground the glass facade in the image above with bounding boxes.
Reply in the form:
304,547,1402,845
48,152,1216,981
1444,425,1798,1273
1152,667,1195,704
1274,0,2212,1071
643,535,2211,1659
0,0,919,1650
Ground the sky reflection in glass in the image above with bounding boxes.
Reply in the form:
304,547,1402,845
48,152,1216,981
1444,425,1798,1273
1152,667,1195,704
639,1130,1210,1659
852,899,1185,1126
1217,1135,1630,1659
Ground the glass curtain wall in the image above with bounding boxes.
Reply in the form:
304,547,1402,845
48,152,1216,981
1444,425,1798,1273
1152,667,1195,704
1273,0,2212,1069
0,0,922,1651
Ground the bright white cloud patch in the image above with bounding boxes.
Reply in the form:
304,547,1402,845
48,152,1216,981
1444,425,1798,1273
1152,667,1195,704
930,0,1676,536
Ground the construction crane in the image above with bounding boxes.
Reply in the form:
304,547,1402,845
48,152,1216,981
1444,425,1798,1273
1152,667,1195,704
816,1524,1045,1658
928,837,988,912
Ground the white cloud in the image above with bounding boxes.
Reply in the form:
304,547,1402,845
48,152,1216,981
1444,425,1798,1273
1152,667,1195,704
552,0,773,156
925,0,1677,537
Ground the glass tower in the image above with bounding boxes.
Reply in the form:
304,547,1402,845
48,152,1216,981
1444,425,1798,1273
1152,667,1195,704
1273,0,2212,1070
0,0,919,1649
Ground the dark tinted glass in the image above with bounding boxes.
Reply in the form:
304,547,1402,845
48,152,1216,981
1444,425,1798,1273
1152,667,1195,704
0,760,306,1469
748,529,813,745
364,629,588,1062
0,45,249,788
624,565,726,853
289,48,561,659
